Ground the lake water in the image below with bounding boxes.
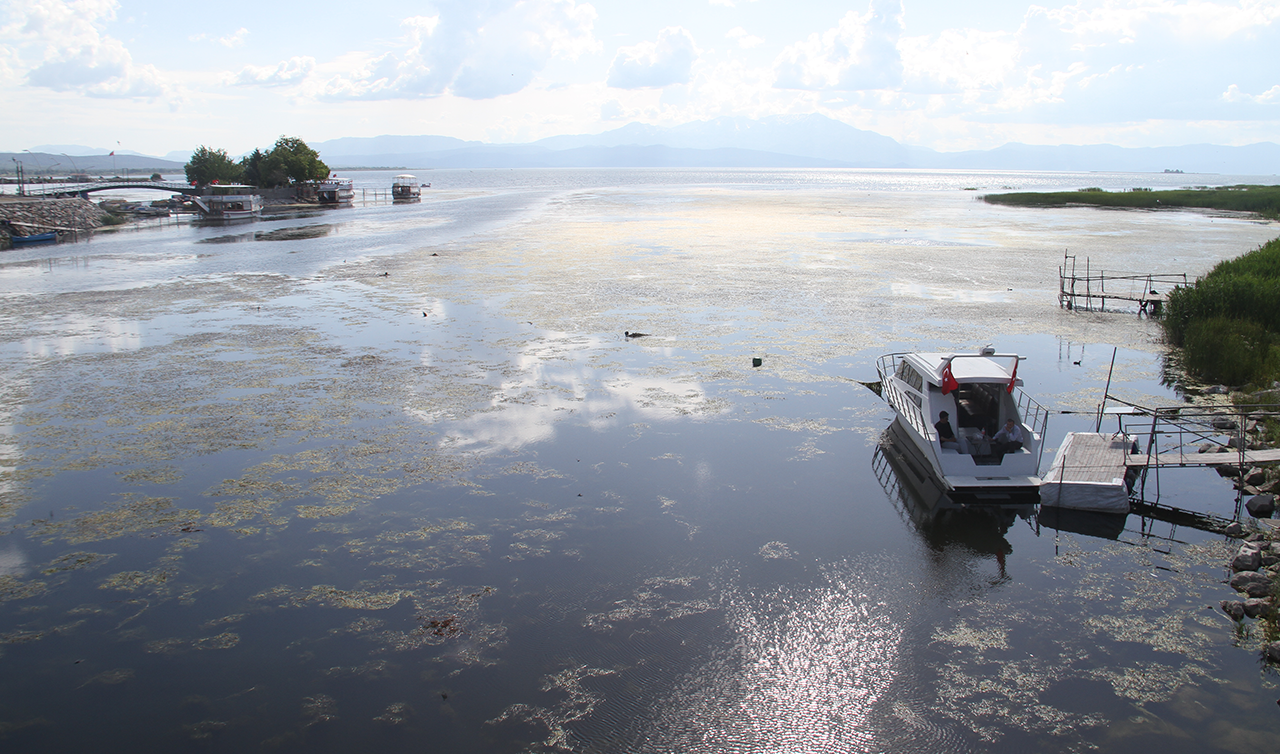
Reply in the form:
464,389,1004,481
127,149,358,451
2,168,1279,752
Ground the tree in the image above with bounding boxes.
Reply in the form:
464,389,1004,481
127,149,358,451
261,136,328,186
184,146,243,186
238,149,267,187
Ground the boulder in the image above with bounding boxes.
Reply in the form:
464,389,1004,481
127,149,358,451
1268,642,1280,664
1230,570,1269,590
1244,468,1267,486
1212,415,1239,430
1244,598,1273,618
1221,600,1245,620
1246,494,1277,518
1206,385,1230,395
1224,521,1246,538
1232,547,1262,572
1245,581,1274,599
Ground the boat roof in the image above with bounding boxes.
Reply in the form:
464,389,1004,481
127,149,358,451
903,350,1022,386
393,174,416,180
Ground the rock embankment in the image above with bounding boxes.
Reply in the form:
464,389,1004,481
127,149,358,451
1221,526,1280,664
0,198,107,247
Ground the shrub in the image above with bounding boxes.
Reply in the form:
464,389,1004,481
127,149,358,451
1179,317,1278,386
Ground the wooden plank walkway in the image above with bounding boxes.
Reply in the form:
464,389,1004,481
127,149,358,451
1050,433,1134,482
1125,448,1280,468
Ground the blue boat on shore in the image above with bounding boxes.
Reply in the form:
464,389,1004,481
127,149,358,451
9,230,58,246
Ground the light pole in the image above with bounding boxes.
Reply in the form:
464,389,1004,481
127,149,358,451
11,158,24,196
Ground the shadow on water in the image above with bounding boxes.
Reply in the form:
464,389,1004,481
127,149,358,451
872,424,1034,576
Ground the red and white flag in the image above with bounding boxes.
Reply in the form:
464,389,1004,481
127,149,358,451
941,361,958,395
1007,358,1018,393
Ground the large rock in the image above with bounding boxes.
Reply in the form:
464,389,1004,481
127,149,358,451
1244,598,1273,618
1245,494,1276,518
1267,642,1280,664
1244,468,1267,486
1230,570,1270,590
1244,581,1274,599
1224,521,1245,538
1221,600,1245,620
1232,546,1262,572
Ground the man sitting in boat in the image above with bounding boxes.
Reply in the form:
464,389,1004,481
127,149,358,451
992,418,1024,456
934,411,959,450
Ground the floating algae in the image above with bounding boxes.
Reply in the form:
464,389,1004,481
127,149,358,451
35,493,198,545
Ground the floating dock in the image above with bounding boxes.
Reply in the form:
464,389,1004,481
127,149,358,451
1040,432,1135,512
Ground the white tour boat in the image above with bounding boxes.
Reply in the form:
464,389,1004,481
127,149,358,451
316,178,354,204
192,185,263,221
875,347,1049,505
391,174,421,202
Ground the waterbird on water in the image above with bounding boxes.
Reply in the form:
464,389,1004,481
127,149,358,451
625,331,649,338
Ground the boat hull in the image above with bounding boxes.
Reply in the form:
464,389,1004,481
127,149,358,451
883,418,1040,506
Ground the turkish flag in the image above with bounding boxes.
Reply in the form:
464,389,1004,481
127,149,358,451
941,361,958,395
1007,358,1018,393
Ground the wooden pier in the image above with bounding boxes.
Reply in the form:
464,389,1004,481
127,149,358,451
1058,252,1187,314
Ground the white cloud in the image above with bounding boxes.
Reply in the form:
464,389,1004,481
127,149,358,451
607,27,699,89
231,56,316,87
219,27,249,49
317,0,599,101
773,0,904,91
3,0,172,99
727,27,764,49
1223,83,1280,104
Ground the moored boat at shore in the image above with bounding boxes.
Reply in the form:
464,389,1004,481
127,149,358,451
192,185,263,221
875,347,1049,505
391,174,421,202
316,178,354,205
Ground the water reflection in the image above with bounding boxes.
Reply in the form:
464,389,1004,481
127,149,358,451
873,426,1032,583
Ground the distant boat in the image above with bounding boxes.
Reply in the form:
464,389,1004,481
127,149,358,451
392,174,421,202
316,178,354,205
192,185,263,221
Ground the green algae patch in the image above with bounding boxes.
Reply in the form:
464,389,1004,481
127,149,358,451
34,494,199,545
0,575,48,603
42,551,115,574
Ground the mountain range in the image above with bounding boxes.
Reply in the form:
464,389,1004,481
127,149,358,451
6,115,1279,176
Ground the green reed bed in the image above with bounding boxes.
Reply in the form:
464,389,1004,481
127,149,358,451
983,184,1280,219
1162,236,1280,386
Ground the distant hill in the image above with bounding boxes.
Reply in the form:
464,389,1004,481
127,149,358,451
7,116,1280,176
312,116,1280,175
1,152,185,176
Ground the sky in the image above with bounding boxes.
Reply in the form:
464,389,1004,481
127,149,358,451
1,0,1278,156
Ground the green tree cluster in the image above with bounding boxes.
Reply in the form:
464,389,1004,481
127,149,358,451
1163,236,1280,386
184,146,243,186
184,136,329,188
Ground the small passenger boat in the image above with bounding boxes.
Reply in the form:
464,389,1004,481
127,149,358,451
391,174,421,202
193,185,263,221
316,178,354,205
875,347,1049,505
9,230,58,246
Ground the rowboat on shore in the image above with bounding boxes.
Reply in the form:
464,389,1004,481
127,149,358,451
10,230,58,246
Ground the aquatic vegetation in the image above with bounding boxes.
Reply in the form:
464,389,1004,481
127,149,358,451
983,184,1280,219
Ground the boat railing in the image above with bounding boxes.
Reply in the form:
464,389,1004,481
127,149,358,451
1014,387,1051,472
876,353,933,441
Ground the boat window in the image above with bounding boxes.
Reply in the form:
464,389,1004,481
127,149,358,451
894,361,923,393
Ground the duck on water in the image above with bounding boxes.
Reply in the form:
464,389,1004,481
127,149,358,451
875,346,1050,506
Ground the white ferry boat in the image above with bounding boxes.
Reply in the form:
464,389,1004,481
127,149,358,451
316,178,354,204
391,174,421,202
875,347,1049,505
192,185,263,221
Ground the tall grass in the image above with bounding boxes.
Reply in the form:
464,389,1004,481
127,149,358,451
983,185,1280,219
1163,237,1280,385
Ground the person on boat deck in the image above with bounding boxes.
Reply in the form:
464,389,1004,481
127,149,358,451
992,418,1024,455
934,411,959,450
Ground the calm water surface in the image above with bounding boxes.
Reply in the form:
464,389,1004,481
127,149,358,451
1,169,1278,752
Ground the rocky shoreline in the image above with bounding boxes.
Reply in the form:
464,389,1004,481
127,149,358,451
1222,521,1280,664
0,197,108,247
